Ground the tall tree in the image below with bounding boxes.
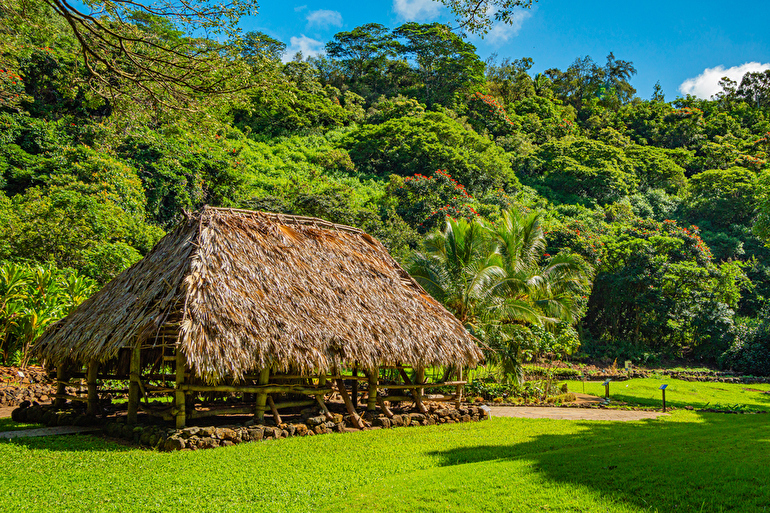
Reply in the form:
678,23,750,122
394,22,485,107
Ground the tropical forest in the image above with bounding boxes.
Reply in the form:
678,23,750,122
2,1,770,512
4,0,770,377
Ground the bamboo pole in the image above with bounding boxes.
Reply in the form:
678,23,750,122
267,396,282,425
127,344,141,424
335,378,364,429
86,361,99,416
254,368,270,423
174,348,186,429
366,370,377,412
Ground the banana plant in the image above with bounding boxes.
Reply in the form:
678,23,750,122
0,263,29,363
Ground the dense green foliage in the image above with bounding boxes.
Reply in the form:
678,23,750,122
3,3,770,373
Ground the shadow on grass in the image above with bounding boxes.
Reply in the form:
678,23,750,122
0,432,134,453
429,413,770,511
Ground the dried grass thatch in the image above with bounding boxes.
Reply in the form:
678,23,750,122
33,207,482,382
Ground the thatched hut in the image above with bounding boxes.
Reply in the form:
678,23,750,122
33,207,481,428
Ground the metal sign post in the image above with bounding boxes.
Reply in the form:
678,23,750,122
659,384,668,412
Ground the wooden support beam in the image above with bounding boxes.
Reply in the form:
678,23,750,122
335,378,364,429
127,344,141,424
351,367,359,406
181,384,332,394
366,371,377,412
174,348,186,429
314,394,335,421
376,395,394,418
54,365,69,408
382,395,415,402
267,396,282,425
379,383,423,390
272,399,316,410
398,367,413,386
254,368,270,423
54,394,87,402
189,406,254,419
413,367,427,414
455,366,464,409
86,361,99,416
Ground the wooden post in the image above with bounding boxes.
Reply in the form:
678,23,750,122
351,367,359,406
86,361,99,416
335,378,364,429
455,366,463,409
254,367,270,423
127,344,141,424
267,396,282,425
314,394,335,421
376,395,394,418
414,367,427,414
174,348,186,429
366,370,378,412
54,363,69,408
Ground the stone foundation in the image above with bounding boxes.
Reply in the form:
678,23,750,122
10,401,489,451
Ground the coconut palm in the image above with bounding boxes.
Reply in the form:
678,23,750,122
490,209,593,327
409,209,593,382
409,216,504,335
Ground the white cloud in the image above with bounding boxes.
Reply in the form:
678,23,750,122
679,62,770,99
294,4,307,12
282,35,325,63
485,9,532,44
393,0,442,21
306,9,343,28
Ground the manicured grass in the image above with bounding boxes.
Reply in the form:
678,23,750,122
564,377,770,410
1,411,768,512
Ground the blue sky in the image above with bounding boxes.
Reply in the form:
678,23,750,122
241,0,770,100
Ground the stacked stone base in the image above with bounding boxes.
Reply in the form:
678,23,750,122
11,402,489,451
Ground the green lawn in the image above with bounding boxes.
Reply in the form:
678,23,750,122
1,411,768,512
564,377,770,410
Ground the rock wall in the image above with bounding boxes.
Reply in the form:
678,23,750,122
11,402,489,451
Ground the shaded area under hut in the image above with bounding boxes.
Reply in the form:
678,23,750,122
32,207,482,429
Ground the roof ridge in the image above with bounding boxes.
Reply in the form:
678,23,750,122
202,206,364,236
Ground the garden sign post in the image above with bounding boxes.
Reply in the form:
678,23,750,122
659,384,667,412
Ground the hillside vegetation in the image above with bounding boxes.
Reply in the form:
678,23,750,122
2,3,770,375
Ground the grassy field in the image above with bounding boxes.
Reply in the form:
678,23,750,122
1,410,768,512
564,377,770,410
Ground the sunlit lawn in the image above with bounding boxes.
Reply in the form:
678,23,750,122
564,377,770,410
1,410,768,512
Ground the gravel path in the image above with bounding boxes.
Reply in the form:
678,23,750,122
489,406,669,421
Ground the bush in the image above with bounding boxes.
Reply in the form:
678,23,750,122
719,316,770,376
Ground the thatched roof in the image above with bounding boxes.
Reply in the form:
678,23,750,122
34,207,481,382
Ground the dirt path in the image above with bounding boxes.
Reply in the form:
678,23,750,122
489,406,669,421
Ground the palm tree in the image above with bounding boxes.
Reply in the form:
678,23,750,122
409,217,504,335
490,209,592,327
409,209,593,383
